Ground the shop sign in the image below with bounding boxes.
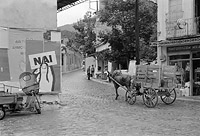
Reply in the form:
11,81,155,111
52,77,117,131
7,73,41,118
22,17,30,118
167,45,200,52
29,51,57,69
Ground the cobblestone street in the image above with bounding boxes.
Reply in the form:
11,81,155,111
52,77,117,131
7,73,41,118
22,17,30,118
1,70,200,136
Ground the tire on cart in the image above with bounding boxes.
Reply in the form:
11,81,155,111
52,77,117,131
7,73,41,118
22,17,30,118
33,92,41,114
142,88,158,108
0,107,6,120
125,89,136,105
35,96,41,114
160,88,176,105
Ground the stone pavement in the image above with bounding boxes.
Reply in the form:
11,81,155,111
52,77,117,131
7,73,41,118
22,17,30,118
1,70,200,136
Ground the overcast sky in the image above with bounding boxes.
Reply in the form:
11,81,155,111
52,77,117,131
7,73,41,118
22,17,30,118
57,1,97,27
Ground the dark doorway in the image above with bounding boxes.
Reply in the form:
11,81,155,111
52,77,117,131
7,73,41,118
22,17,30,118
195,0,200,33
195,0,200,17
0,48,10,81
193,59,200,95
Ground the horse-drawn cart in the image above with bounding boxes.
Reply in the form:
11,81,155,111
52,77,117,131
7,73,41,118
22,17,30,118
108,64,178,108
125,64,178,108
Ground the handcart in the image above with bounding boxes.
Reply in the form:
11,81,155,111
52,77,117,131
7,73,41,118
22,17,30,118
0,72,41,120
125,65,178,108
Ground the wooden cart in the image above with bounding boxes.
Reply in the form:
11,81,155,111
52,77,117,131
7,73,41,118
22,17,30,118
126,64,178,108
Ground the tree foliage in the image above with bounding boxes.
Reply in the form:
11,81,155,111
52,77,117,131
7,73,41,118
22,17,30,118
73,11,97,56
97,0,157,63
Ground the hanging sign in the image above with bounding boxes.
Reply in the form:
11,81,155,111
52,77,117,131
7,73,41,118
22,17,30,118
29,51,57,69
168,45,200,52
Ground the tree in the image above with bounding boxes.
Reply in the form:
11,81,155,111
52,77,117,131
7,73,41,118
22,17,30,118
73,11,97,56
97,0,157,65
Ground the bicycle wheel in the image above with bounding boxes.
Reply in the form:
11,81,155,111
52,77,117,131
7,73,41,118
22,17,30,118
142,88,158,108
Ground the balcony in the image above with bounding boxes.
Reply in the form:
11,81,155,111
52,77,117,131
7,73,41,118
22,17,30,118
166,17,200,39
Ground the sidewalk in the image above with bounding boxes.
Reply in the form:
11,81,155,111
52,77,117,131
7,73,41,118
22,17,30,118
91,77,200,103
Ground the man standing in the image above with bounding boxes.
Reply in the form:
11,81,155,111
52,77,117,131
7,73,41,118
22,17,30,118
87,66,91,80
91,65,95,77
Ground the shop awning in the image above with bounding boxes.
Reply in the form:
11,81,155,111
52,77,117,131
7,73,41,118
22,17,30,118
57,0,88,12
151,36,200,47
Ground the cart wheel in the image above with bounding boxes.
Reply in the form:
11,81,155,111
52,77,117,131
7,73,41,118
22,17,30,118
0,107,5,120
142,88,158,108
160,88,176,105
125,90,136,105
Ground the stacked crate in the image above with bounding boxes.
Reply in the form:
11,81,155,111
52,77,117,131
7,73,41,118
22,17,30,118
136,65,177,89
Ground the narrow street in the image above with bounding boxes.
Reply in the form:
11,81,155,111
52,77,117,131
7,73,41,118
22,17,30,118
1,70,200,136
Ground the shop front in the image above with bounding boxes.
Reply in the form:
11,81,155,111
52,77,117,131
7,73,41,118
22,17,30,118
166,41,200,96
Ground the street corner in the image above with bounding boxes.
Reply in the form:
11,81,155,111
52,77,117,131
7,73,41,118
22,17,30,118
37,92,63,111
40,102,62,111
38,92,61,103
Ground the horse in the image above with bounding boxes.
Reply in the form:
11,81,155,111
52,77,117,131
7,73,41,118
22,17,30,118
107,70,133,100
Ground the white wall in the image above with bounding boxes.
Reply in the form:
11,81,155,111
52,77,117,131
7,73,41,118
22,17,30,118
0,0,57,29
157,0,169,41
85,56,96,74
182,0,194,19
157,0,194,41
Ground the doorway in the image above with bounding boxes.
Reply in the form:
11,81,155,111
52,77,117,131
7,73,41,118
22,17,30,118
195,0,200,33
193,59,200,95
0,48,10,81
195,0,200,17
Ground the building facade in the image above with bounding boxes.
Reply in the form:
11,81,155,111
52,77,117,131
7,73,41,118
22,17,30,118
0,0,62,93
61,43,83,73
157,0,200,96
92,0,112,79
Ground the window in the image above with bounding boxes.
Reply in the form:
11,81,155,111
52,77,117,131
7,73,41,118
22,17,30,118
169,54,190,85
192,52,200,58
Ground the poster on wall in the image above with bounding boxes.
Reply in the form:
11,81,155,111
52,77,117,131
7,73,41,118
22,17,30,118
26,40,61,93
29,51,57,69
8,29,43,81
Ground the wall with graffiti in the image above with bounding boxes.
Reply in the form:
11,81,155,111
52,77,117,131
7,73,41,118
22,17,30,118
0,29,61,93
27,41,61,93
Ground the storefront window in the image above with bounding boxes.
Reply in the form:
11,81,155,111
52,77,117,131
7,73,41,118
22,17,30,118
192,52,200,58
169,55,190,85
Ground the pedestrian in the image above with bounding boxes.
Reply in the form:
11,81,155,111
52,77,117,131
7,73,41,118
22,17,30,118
91,65,95,77
87,66,91,80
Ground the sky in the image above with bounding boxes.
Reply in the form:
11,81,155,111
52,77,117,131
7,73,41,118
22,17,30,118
57,1,97,27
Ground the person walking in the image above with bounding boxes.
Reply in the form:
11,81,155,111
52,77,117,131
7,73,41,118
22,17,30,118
87,66,91,80
91,65,95,78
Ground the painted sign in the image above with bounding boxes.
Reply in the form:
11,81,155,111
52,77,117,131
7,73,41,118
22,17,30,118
29,51,57,69
26,40,61,93
167,45,200,52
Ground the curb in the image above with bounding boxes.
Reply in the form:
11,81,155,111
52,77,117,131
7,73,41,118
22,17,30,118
176,97,200,102
91,78,112,86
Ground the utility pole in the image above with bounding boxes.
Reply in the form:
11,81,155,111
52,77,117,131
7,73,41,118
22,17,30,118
135,0,140,65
